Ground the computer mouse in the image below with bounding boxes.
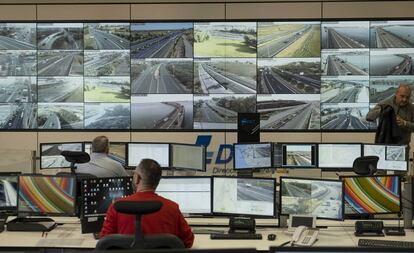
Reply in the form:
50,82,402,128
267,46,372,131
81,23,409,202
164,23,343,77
267,233,276,241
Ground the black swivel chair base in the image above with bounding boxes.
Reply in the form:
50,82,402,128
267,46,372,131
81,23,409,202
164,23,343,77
96,234,185,250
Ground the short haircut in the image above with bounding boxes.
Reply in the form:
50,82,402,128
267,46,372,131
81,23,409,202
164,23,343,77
92,135,109,153
135,159,162,188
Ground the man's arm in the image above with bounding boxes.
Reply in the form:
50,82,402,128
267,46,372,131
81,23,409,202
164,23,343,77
99,204,118,238
366,104,382,121
176,212,194,248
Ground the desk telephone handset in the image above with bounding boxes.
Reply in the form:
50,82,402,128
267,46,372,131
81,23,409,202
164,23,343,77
291,226,318,246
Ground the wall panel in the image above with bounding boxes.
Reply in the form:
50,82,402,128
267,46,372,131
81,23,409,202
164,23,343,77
0,5,36,21
37,4,130,20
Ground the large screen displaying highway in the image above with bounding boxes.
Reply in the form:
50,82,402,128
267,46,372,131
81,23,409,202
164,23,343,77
0,20,414,130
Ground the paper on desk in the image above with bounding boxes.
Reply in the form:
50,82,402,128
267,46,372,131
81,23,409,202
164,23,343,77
36,239,85,247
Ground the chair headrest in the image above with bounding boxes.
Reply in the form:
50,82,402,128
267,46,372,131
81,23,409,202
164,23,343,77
114,201,163,215
61,151,90,164
353,156,379,176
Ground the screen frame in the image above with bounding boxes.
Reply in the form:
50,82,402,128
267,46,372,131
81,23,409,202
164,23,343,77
17,173,77,216
169,143,206,172
126,142,171,169
212,176,277,218
317,142,363,170
39,142,84,169
362,143,409,172
232,142,273,170
279,176,345,221
279,142,318,168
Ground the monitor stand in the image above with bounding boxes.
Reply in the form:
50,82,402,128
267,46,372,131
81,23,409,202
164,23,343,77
6,216,57,232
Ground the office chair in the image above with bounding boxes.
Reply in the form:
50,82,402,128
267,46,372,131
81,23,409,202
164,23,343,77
95,200,185,250
353,156,379,176
61,151,90,174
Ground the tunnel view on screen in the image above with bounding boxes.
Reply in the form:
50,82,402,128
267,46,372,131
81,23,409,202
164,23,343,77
0,174,18,212
40,142,83,169
170,144,206,171
81,177,133,217
233,143,272,170
282,143,317,168
213,177,275,216
156,177,211,214
127,143,170,168
84,142,127,167
343,175,401,215
318,143,362,169
18,175,76,215
363,144,408,171
280,177,344,220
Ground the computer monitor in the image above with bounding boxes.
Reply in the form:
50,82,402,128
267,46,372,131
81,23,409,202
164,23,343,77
81,176,133,217
84,142,127,167
273,143,283,168
279,177,344,220
156,176,212,215
170,144,206,171
18,174,76,216
212,176,276,217
0,172,19,213
363,144,408,172
127,143,170,168
233,142,273,170
280,143,317,168
342,175,401,215
318,143,362,170
40,142,83,169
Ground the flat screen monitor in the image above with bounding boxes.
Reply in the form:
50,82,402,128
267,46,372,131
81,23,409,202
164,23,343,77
81,176,133,217
318,143,362,169
273,143,283,167
84,142,127,167
40,142,83,169
0,173,19,213
18,174,76,216
281,143,317,168
280,177,344,220
170,144,206,171
156,177,211,215
127,143,170,168
363,144,408,172
213,177,276,217
342,175,401,215
233,143,272,170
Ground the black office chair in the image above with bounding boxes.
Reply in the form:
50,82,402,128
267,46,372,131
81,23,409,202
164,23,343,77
95,200,185,250
352,156,379,176
61,150,90,174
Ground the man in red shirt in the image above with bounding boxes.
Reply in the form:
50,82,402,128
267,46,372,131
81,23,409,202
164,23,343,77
100,159,194,248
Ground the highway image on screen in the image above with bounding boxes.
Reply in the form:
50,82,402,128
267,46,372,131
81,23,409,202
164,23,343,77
257,94,320,130
84,103,130,129
38,50,83,76
194,94,256,129
0,50,36,76
131,23,193,58
370,49,414,75
38,77,83,102
37,23,83,50
131,94,192,129
281,178,343,220
258,58,320,94
41,143,82,168
127,143,169,167
370,21,414,48
0,175,18,208
0,76,37,103
194,58,256,94
213,177,275,216
131,58,193,94
0,23,36,50
84,77,130,103
38,103,83,129
322,49,369,76
257,22,320,57
0,103,37,129
369,76,414,103
321,21,369,49
321,77,369,103
84,50,130,76
318,144,361,168
194,22,256,57
364,144,407,171
84,23,130,50
321,103,369,130
171,144,205,171
157,177,211,214
285,144,314,167
234,143,271,169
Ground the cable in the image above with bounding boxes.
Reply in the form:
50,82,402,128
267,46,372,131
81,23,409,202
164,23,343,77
278,240,292,247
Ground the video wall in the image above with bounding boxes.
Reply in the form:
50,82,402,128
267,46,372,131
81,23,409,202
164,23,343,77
0,21,413,130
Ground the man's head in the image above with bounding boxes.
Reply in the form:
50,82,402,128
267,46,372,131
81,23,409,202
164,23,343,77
395,84,412,107
133,159,162,192
92,135,109,154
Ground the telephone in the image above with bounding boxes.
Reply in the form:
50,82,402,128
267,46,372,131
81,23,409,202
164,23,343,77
291,226,319,246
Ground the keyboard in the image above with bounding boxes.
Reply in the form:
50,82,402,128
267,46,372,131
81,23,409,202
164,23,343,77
210,233,262,240
358,239,414,248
